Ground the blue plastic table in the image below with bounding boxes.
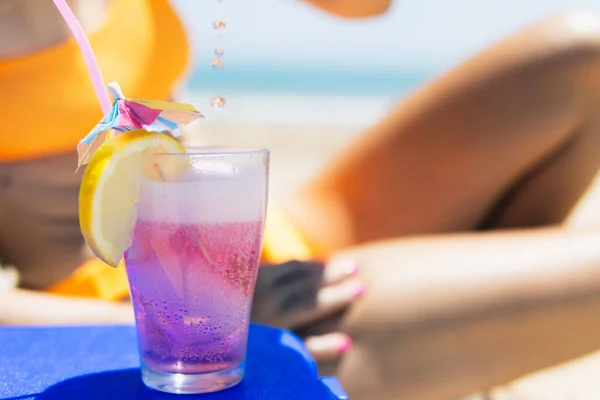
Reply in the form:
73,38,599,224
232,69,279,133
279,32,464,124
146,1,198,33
0,324,347,400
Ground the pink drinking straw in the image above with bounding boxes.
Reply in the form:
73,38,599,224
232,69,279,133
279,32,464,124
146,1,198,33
52,0,113,114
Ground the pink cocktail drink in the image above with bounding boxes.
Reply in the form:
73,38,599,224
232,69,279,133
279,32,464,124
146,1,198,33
124,148,269,394
126,220,262,372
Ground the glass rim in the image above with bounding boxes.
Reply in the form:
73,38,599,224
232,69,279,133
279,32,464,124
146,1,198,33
157,146,270,157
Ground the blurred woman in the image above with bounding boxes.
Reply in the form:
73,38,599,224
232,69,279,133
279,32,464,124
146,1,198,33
288,3,600,399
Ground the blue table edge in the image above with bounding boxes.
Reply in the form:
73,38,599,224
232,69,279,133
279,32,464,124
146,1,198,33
1,323,349,400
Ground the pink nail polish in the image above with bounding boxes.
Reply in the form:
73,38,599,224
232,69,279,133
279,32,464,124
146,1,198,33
335,259,358,276
346,261,359,276
338,336,353,353
353,283,366,298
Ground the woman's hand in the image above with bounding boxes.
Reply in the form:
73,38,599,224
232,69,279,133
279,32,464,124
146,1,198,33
302,0,392,18
251,258,363,330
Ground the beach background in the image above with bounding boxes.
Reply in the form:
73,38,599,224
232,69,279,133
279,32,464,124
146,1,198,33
171,0,600,227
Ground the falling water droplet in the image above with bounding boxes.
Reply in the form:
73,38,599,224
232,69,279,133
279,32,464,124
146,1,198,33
214,48,224,56
212,21,227,30
211,97,226,109
212,57,223,70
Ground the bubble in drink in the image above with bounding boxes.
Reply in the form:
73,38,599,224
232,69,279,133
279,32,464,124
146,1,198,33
212,21,226,29
214,48,224,56
211,97,226,109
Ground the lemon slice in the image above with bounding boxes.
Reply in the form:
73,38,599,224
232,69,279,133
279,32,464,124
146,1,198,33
79,130,187,267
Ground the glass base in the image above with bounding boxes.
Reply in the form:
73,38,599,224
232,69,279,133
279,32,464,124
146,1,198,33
141,363,245,394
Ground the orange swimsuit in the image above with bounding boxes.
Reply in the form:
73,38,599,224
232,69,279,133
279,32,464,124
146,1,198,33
0,0,189,162
0,0,313,299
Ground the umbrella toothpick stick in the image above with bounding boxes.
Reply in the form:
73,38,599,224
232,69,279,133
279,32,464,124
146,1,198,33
107,82,125,102
53,0,203,170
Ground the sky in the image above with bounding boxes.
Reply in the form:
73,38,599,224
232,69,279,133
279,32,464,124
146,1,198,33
172,0,600,72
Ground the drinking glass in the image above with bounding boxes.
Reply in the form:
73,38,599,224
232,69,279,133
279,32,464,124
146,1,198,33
124,148,269,394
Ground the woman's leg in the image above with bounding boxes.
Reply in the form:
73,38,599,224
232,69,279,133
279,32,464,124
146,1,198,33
332,227,600,400
284,12,600,399
283,12,600,255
